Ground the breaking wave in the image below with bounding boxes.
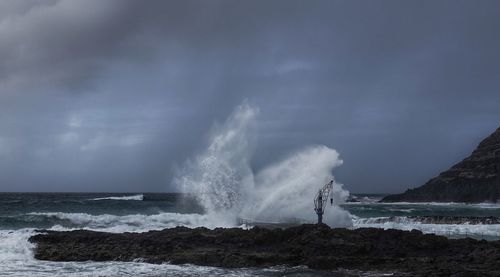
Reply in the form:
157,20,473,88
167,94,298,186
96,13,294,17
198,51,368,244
352,216,500,239
89,194,144,201
176,102,352,228
27,212,221,233
359,201,500,208
354,216,500,225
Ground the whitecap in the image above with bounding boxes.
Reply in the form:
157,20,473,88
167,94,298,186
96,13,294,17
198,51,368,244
28,212,229,233
89,194,144,201
352,216,500,239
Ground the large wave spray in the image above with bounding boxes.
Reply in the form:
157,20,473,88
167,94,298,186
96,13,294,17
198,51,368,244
176,102,352,227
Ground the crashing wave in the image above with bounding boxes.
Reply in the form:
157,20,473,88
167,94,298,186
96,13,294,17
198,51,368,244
352,216,500,239
354,201,500,208
176,102,352,228
27,212,222,233
355,216,500,225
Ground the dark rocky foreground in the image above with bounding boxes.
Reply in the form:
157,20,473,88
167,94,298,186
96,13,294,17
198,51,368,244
382,127,500,203
30,224,500,276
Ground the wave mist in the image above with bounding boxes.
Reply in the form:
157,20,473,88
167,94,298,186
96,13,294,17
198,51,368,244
175,102,352,227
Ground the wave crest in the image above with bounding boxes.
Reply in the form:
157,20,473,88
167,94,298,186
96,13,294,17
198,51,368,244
89,194,144,201
28,212,220,233
352,216,500,239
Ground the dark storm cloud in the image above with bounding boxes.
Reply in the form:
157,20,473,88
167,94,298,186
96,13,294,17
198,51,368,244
0,0,499,192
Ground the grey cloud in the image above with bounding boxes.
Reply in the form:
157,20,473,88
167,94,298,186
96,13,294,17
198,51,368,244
0,0,499,192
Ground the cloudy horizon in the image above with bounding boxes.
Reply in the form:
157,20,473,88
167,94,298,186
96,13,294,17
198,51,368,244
1,0,499,193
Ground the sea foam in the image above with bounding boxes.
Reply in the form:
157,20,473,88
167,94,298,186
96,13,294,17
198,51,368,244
28,212,219,233
352,216,500,239
0,229,271,277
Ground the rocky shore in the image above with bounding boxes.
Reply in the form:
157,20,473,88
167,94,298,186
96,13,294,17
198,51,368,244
382,127,500,203
30,224,500,276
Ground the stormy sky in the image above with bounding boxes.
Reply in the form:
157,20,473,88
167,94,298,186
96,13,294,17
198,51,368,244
0,0,499,193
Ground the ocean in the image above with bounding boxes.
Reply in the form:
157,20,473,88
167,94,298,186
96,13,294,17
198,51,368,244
1,192,499,276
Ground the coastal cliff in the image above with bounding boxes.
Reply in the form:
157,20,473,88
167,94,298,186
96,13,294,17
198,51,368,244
382,127,500,203
29,224,500,276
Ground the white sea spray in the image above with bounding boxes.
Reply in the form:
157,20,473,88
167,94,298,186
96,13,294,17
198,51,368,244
175,102,352,228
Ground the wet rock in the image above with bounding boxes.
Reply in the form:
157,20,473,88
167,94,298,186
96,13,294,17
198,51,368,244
29,224,500,276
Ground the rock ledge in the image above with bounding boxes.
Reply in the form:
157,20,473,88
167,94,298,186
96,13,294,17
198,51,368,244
29,224,500,276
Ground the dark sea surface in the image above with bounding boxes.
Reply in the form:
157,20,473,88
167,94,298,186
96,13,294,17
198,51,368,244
344,194,500,240
0,193,201,230
1,192,499,276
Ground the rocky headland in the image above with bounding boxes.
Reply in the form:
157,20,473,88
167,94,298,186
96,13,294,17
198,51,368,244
30,224,500,276
382,127,500,203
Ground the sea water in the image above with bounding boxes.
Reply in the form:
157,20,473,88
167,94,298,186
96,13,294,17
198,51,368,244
345,194,500,240
1,193,500,276
0,193,317,276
